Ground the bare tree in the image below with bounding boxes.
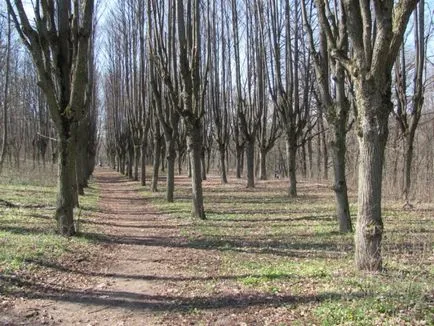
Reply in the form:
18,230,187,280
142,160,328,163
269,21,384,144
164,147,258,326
6,0,95,235
393,1,427,207
267,0,312,197
176,0,208,218
0,9,11,174
301,0,353,233
149,0,181,202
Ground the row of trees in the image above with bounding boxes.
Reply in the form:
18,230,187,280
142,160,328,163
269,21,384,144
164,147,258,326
102,0,429,271
2,0,432,271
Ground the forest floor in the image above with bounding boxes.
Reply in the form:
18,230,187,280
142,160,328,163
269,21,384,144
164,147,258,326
1,167,433,325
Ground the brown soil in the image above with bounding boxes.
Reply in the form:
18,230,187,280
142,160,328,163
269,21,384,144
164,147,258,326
1,169,231,325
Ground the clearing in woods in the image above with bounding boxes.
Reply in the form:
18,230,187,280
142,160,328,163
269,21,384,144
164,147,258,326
0,168,433,325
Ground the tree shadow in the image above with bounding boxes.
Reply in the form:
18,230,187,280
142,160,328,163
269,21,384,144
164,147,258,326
78,232,351,259
1,273,367,312
0,225,51,235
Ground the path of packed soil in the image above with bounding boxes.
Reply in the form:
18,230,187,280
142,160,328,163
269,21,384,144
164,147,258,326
2,168,228,325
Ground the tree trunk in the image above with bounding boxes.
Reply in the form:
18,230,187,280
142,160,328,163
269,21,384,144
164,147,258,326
330,125,352,233
286,135,297,197
0,12,11,175
206,147,212,175
355,90,388,271
236,144,243,178
403,132,415,202
127,146,134,179
246,139,255,188
76,123,88,195
187,126,206,219
166,140,176,202
301,143,307,178
259,147,267,180
308,135,313,179
134,145,140,181
178,152,183,175
151,134,161,192
321,120,328,180
219,143,228,184
141,141,147,186
201,147,207,181
76,150,86,196
55,135,76,236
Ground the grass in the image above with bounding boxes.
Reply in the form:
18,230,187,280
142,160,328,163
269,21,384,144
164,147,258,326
143,173,434,325
0,164,99,276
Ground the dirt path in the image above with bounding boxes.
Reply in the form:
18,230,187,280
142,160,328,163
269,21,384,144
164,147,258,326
3,168,223,325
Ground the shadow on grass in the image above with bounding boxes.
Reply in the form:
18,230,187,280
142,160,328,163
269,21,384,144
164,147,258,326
81,219,190,230
1,273,367,312
79,232,351,259
22,213,52,220
208,214,334,222
26,258,297,283
0,225,52,235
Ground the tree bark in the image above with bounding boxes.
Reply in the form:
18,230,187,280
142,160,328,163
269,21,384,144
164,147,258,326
0,11,11,175
141,141,147,186
286,134,297,197
354,85,389,271
259,147,268,180
236,144,244,178
245,139,255,188
201,147,207,181
55,134,76,236
187,126,206,219
403,133,415,202
166,139,176,202
134,145,140,181
151,132,161,192
330,125,352,233
218,143,228,184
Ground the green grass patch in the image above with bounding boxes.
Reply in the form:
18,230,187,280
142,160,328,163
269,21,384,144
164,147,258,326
142,173,434,324
0,168,99,275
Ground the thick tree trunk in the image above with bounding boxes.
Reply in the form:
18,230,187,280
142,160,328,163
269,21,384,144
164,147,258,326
286,135,297,197
187,127,206,219
355,89,389,271
55,135,76,236
246,139,255,188
166,140,176,202
219,143,228,184
330,125,352,233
